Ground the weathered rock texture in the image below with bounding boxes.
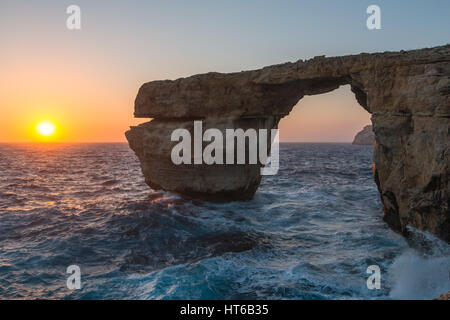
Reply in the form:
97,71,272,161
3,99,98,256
353,125,375,145
127,45,450,242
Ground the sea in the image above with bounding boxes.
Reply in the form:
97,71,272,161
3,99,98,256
0,143,448,299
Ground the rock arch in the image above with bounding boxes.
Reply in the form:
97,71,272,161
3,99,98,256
127,45,450,242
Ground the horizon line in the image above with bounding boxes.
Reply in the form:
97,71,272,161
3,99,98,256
0,140,357,144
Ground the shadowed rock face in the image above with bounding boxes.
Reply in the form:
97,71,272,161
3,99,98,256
127,45,450,242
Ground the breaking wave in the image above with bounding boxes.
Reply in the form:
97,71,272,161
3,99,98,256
388,229,450,300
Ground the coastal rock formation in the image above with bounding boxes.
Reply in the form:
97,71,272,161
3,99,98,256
127,45,450,242
434,292,450,300
353,125,375,145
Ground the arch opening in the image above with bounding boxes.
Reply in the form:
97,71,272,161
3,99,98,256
278,85,371,143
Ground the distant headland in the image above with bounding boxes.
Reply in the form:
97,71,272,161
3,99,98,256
352,125,374,145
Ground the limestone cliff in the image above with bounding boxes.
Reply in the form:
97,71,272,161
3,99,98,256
127,45,450,242
353,125,375,145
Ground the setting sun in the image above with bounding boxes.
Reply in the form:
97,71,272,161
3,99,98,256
36,121,56,137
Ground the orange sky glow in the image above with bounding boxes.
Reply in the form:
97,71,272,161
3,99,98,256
0,55,370,143
0,1,397,144
1,1,448,143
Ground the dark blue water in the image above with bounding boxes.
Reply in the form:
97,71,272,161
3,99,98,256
0,143,448,299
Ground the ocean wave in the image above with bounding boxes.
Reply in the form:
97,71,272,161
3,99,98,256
388,229,450,300
0,143,444,300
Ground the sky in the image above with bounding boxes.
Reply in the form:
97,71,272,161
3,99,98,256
1,0,449,142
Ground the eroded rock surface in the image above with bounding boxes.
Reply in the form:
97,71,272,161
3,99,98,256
353,125,375,145
127,45,450,242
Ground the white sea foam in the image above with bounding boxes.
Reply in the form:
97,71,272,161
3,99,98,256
388,229,450,300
